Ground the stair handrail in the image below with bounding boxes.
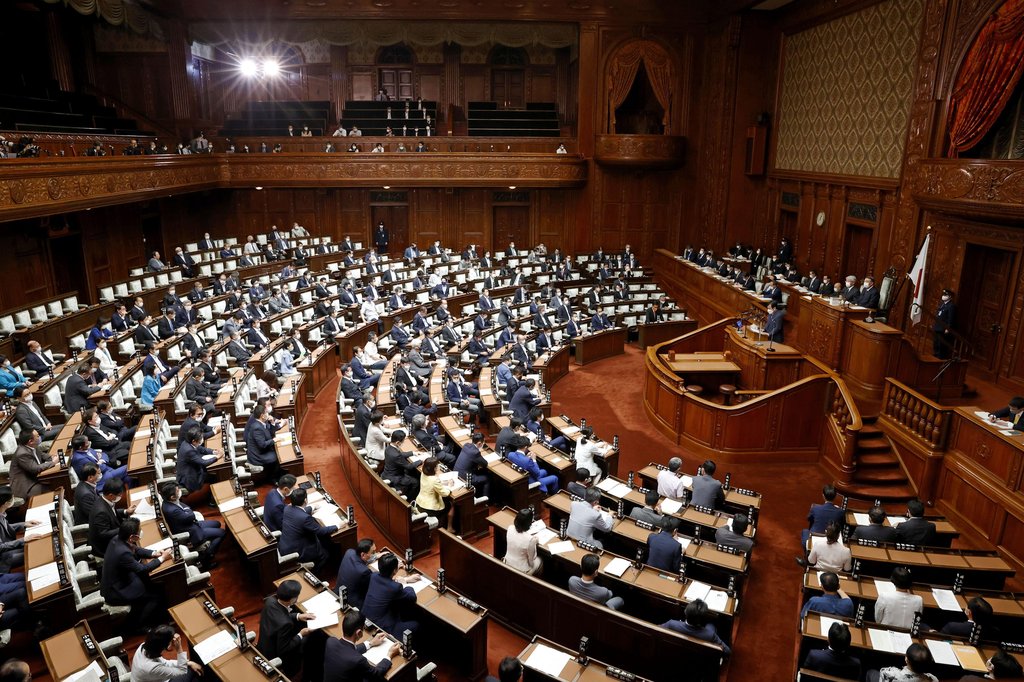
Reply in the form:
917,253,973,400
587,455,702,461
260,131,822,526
879,378,954,451
901,303,974,366
806,355,862,475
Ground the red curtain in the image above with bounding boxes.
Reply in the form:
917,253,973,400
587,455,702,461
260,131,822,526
607,40,673,133
948,0,1024,156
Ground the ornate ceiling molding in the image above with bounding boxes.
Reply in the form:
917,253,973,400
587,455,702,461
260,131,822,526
0,153,587,222
911,158,1024,219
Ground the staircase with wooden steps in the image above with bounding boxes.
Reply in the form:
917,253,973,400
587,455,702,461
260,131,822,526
834,417,918,503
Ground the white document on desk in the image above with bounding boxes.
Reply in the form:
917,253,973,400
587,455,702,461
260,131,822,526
887,516,907,527
873,579,896,595
312,503,339,519
408,577,434,594
684,580,711,602
675,536,692,552
705,589,729,612
218,496,245,512
130,489,150,503
145,537,173,553
547,540,575,555
818,615,843,637
302,589,342,615
535,529,557,545
604,557,631,577
24,505,54,527
193,629,237,663
306,491,325,505
483,452,501,464
363,640,392,665
660,499,683,515
926,639,959,666
24,521,53,540
27,561,59,584
306,611,339,631
133,498,157,521
596,478,618,493
931,588,962,611
525,643,572,677
64,661,104,682
852,513,871,526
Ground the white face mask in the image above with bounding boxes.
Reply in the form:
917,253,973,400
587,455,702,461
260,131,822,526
941,295,950,301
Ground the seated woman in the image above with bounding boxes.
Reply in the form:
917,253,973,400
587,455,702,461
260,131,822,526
139,363,161,410
255,371,279,400
806,522,852,574
85,316,114,351
0,355,27,394
504,507,542,575
93,337,118,375
414,457,452,530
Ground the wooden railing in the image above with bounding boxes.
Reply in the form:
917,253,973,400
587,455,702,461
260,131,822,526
643,321,861,468
879,378,953,451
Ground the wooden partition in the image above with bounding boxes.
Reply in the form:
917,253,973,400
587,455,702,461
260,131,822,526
642,320,862,470
437,529,725,682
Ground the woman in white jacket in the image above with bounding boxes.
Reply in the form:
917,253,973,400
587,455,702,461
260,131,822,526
93,337,118,375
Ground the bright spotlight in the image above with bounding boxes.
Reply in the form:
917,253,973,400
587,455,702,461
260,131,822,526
239,58,258,77
262,58,280,77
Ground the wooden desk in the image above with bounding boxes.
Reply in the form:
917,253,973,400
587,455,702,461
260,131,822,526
637,464,762,516
722,326,804,390
637,318,699,350
40,621,112,681
437,414,533,511
572,327,627,366
438,529,725,682
834,539,1015,590
170,592,292,681
844,510,959,548
297,341,338,400
518,636,653,682
544,414,620,478
210,480,281,592
536,343,571,387
272,571,417,681
487,509,738,640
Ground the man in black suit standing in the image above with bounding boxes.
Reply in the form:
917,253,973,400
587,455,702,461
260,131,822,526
374,221,389,254
933,288,956,359
893,499,938,546
764,302,785,344
323,611,399,680
257,580,316,677
100,517,172,633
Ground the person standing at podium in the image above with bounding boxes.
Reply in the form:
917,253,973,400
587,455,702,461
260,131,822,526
932,289,956,359
764,302,785,344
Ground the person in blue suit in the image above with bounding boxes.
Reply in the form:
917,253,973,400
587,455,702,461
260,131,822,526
70,434,129,492
246,405,281,483
802,484,845,545
390,319,411,350
506,436,558,494
454,432,491,499
279,487,337,572
101,517,172,633
589,306,611,332
84,317,114,350
159,482,224,569
660,599,730,657
800,571,854,619
0,356,27,394
509,378,541,420
350,349,380,389
175,426,221,494
362,552,419,638
336,538,377,608
262,475,296,533
802,621,860,680
324,610,399,680
526,407,569,451
646,517,682,573
764,302,785,344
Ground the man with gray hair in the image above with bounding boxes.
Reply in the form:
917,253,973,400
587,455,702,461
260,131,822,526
410,414,456,467
841,275,859,303
567,487,614,549
657,457,688,499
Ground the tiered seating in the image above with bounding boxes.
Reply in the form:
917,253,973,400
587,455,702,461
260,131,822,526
339,99,437,137
468,101,560,137
219,100,332,137
0,81,144,135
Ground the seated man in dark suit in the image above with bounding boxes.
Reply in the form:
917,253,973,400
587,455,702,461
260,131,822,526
893,499,938,546
714,513,754,553
337,538,377,608
850,505,898,543
857,275,880,310
324,610,399,680
246,405,281,482
660,599,730,657
800,571,854,619
646,517,682,573
257,580,316,677
989,396,1024,432
690,459,725,510
940,596,996,641
279,487,338,572
802,484,845,545
159,482,224,570
453,432,491,499
629,489,670,527
381,430,419,500
485,657,524,682
566,468,592,499
73,464,102,525
100,517,172,633
88,478,137,558
226,330,253,364
175,426,222,495
362,552,420,638
262,475,296,533
959,649,1022,681
802,621,860,680
63,364,102,414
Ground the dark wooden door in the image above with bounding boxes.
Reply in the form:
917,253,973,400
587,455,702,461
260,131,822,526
959,243,1014,373
371,205,409,255
491,69,525,109
492,206,530,250
379,69,413,100
841,225,873,281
